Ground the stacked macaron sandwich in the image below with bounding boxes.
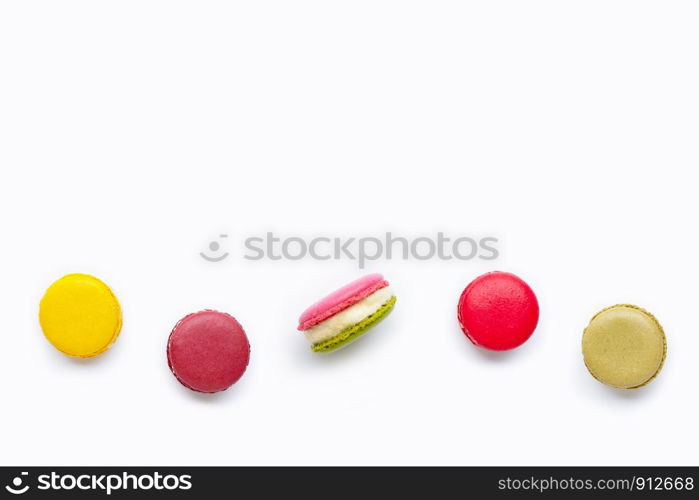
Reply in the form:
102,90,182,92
298,273,396,352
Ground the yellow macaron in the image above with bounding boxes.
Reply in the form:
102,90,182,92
582,304,666,389
39,274,122,358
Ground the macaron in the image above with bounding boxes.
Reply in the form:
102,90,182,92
582,304,666,389
167,310,250,393
457,271,539,351
298,273,396,353
39,274,122,358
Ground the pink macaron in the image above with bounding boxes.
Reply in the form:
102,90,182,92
298,274,397,353
457,271,539,351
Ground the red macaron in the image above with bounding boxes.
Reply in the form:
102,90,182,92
167,310,250,393
457,271,539,351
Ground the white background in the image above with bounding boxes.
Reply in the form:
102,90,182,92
0,1,697,466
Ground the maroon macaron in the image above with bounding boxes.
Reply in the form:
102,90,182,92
167,310,250,393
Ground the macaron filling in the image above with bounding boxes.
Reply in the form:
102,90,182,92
298,273,388,331
303,286,395,345
310,295,397,353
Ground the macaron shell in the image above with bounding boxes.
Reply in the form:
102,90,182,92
298,273,388,331
311,295,396,353
582,304,666,389
39,274,122,358
167,310,250,394
457,271,539,351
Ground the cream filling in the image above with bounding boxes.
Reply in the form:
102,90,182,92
304,286,394,345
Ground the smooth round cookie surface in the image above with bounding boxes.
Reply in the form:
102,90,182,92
167,310,250,393
457,271,539,350
39,274,122,358
582,305,666,389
